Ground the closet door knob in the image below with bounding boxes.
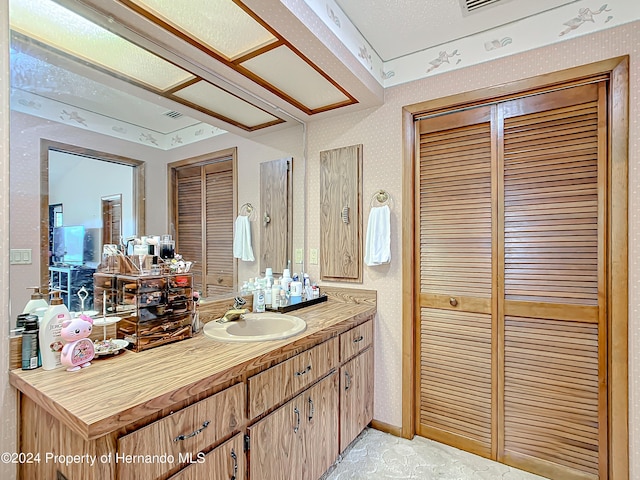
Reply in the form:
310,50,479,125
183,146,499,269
449,297,458,307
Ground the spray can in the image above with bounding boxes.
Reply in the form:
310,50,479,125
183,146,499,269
21,315,41,370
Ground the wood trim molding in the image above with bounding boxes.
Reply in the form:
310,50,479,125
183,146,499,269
370,419,403,438
608,56,629,480
401,105,415,440
401,56,629,479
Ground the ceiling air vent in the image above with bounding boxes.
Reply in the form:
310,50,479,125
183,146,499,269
163,110,183,119
460,0,504,14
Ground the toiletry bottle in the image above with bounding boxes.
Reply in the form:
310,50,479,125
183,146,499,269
265,283,272,308
22,286,48,314
255,285,266,313
281,269,292,293
279,288,288,306
252,278,262,309
21,315,40,370
272,285,280,308
39,291,71,370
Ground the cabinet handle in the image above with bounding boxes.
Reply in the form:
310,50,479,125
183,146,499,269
295,365,312,376
341,205,350,224
293,407,300,433
345,371,352,391
353,335,364,343
308,397,315,421
230,448,238,480
449,297,458,307
173,420,210,442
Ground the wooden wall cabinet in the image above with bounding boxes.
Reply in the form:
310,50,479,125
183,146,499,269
319,145,363,282
260,158,292,275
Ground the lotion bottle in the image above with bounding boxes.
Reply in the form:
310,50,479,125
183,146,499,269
39,291,71,370
22,286,48,314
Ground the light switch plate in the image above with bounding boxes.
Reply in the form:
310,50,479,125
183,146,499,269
295,248,303,263
10,249,32,265
309,248,318,265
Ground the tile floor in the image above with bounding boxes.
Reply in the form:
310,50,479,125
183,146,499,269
323,428,549,480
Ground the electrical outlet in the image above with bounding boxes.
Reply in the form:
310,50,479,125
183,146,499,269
309,248,318,265
295,248,303,263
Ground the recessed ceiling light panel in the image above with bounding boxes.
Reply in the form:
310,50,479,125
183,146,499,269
10,0,195,91
240,46,351,112
173,80,281,128
126,0,278,60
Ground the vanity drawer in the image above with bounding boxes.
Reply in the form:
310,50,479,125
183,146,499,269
340,319,373,363
117,382,245,480
248,337,338,419
168,433,245,480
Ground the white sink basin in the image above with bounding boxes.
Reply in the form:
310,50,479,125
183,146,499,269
203,312,306,342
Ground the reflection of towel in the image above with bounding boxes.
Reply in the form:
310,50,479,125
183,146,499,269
233,215,255,262
364,205,391,266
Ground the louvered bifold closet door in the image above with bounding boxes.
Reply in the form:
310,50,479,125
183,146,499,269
176,165,204,289
416,105,496,458
499,83,607,480
204,161,235,297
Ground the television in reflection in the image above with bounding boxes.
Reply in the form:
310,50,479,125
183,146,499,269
52,225,85,265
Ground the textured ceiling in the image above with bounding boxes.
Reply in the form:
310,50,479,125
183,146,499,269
334,0,580,61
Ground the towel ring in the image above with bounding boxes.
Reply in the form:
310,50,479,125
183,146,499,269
240,203,256,220
370,190,391,207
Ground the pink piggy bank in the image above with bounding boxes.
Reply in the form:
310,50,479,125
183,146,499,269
60,314,95,372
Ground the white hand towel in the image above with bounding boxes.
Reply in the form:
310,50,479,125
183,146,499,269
364,205,391,266
233,215,255,262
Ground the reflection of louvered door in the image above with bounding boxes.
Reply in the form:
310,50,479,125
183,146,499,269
499,83,606,479
204,162,235,297
416,82,608,480
416,105,496,458
174,160,235,297
176,165,203,287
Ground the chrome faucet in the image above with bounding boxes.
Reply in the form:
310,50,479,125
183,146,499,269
218,297,249,323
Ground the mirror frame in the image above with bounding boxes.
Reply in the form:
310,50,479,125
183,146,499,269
39,139,146,292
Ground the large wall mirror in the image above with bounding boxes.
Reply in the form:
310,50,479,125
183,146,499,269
8,0,306,322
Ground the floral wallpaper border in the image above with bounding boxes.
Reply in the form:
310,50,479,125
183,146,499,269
304,0,639,88
9,89,226,150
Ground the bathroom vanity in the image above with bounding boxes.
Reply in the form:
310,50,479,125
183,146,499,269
9,288,375,480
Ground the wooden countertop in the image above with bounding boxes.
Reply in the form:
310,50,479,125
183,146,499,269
10,291,376,441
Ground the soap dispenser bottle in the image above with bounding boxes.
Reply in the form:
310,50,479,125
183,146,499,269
39,291,71,370
22,286,48,314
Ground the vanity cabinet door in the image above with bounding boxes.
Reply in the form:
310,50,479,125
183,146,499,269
249,373,338,480
169,433,245,480
248,395,304,480
302,372,339,480
340,347,374,452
